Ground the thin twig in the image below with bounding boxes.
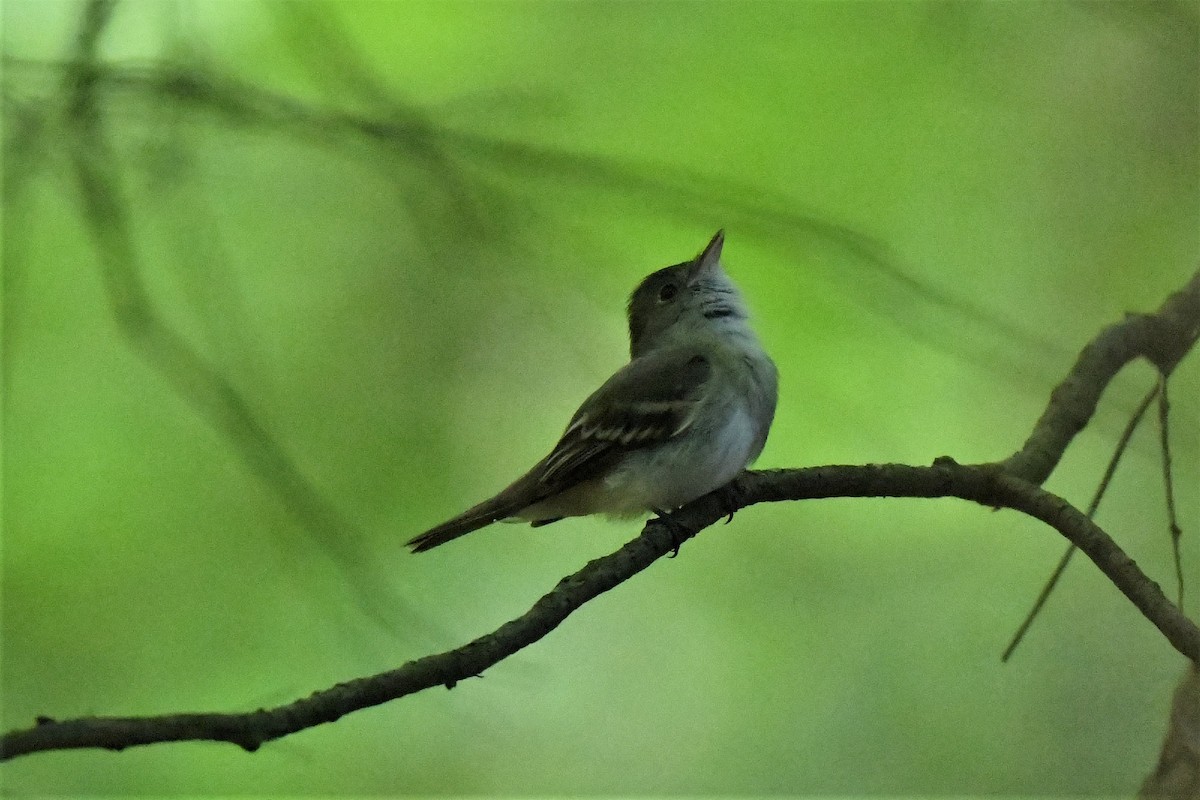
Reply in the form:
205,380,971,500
1159,374,1185,610
1001,382,1160,662
59,0,407,630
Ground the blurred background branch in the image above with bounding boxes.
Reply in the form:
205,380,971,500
57,0,412,631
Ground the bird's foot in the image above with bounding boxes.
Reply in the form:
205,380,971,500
716,481,745,524
652,508,690,557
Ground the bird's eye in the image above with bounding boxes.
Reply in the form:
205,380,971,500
657,282,678,303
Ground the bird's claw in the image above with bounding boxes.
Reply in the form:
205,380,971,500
718,482,744,524
652,508,689,557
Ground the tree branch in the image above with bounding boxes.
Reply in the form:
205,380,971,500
1142,664,1200,799
3,458,1198,760
3,255,1197,760
999,268,1200,485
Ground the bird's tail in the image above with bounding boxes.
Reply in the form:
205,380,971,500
407,475,540,553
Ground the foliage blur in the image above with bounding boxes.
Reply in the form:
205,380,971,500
3,0,1198,793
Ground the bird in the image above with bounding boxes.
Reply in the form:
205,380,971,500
407,230,777,552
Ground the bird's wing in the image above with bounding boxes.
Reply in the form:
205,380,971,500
536,346,713,489
407,347,711,552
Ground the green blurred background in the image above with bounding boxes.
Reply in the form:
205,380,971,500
3,0,1198,794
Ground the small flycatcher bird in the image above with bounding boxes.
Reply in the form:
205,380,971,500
407,230,777,552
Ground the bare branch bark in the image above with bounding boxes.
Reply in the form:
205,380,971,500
1142,664,1200,799
2,457,1198,760
999,269,1200,485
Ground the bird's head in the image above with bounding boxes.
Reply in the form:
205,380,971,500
626,230,750,357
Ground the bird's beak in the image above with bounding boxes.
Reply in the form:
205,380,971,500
687,229,725,284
